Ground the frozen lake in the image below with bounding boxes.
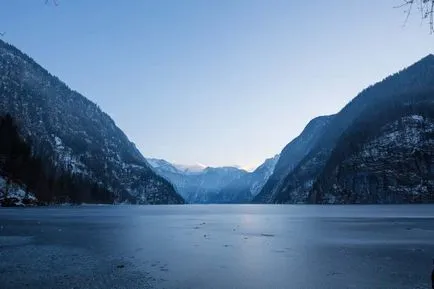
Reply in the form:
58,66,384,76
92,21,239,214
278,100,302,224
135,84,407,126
1,205,434,289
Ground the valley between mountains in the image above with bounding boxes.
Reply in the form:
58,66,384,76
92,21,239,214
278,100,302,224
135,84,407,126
0,39,433,206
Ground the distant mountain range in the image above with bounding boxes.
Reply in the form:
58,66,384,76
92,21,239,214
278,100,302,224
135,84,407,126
255,54,434,204
147,156,279,203
0,39,184,205
216,155,279,203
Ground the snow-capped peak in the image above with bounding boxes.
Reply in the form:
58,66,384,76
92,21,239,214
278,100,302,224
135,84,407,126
173,163,207,174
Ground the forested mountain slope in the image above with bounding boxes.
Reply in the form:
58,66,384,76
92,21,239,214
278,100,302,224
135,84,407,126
310,90,434,204
271,55,434,204
0,40,184,204
253,116,333,203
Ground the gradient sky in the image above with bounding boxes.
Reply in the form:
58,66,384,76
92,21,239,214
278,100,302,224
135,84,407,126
0,0,432,170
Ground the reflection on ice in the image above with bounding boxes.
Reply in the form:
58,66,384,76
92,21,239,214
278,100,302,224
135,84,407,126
0,205,433,289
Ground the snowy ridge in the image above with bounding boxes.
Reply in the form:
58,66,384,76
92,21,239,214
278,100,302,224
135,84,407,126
147,158,260,203
147,155,280,204
216,154,280,203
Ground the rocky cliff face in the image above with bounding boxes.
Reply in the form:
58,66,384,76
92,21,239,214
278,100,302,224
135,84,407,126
0,40,184,204
314,115,434,204
264,55,434,204
310,88,434,204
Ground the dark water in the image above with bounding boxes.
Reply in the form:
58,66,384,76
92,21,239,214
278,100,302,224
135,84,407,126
1,205,434,289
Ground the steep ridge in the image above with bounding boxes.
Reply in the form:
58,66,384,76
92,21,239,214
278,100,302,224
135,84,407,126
0,40,184,204
310,90,434,203
216,155,279,203
253,116,333,203
273,55,434,203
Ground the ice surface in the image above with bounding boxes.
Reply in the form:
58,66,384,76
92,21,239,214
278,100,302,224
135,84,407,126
0,205,433,289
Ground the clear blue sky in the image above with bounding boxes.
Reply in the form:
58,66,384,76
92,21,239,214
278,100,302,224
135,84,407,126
0,0,432,170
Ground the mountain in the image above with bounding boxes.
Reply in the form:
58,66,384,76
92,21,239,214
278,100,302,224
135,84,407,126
146,158,206,175
310,91,434,203
253,116,333,203
146,158,181,175
216,155,280,203
0,114,113,206
147,158,249,203
0,39,184,205
148,156,280,204
174,163,207,174
265,54,434,204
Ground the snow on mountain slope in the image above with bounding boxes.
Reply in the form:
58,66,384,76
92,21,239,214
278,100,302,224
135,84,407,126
267,55,434,204
174,163,207,174
147,158,250,203
147,156,279,204
310,94,434,204
0,176,38,207
216,154,280,203
249,154,280,196
0,39,184,205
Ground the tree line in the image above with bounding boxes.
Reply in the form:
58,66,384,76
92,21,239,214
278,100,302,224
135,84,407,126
0,114,114,205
